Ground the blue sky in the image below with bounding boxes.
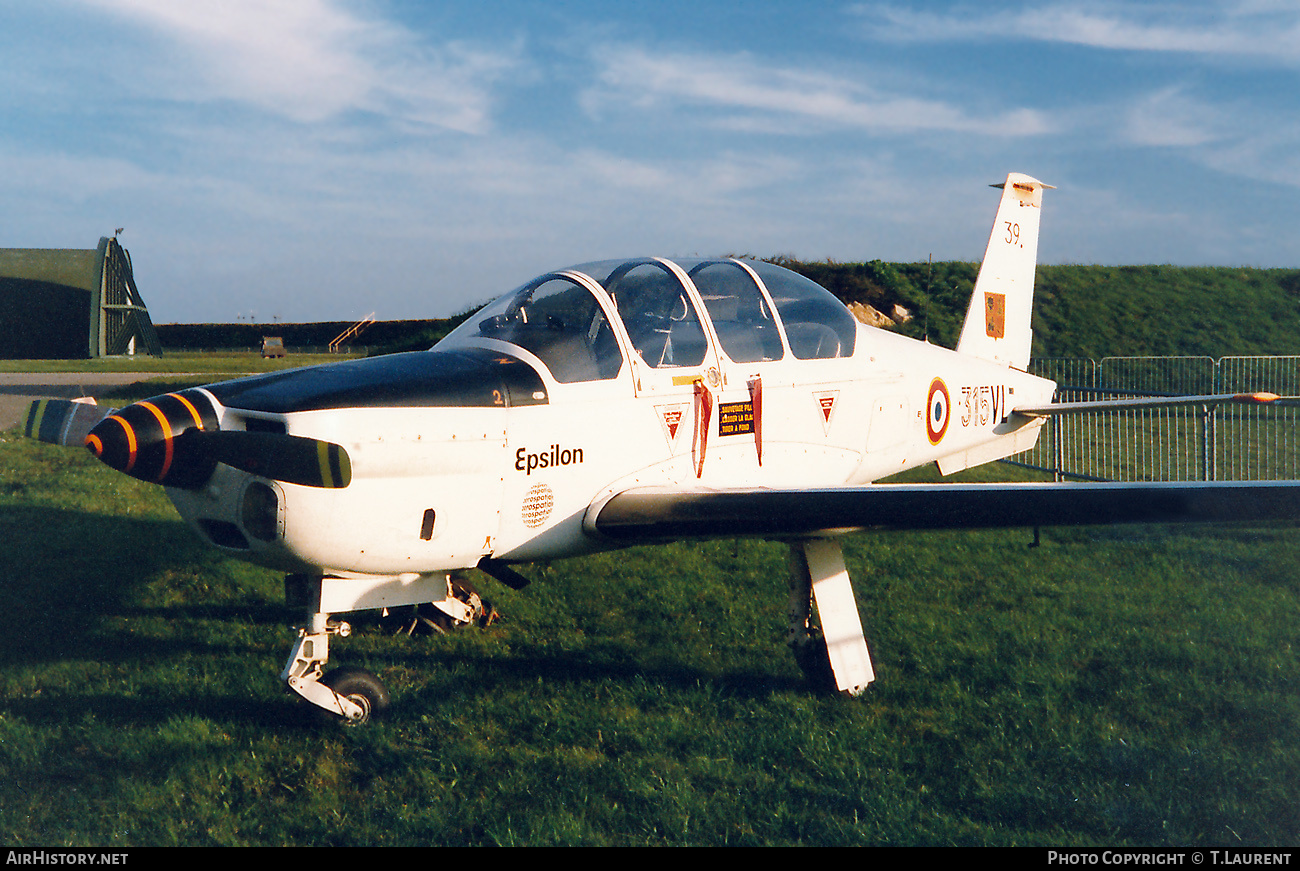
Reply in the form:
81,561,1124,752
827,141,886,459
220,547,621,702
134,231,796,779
3,1,1299,324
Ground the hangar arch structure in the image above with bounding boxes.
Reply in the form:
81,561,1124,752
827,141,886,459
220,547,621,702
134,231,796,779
0,236,163,359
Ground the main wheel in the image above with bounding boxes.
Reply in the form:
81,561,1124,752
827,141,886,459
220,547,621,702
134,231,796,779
384,575,497,637
792,635,837,693
320,666,390,725
386,602,457,636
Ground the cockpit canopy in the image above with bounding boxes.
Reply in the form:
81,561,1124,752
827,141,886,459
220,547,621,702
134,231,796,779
439,257,858,384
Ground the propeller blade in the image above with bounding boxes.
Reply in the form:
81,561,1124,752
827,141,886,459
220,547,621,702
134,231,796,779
24,398,111,447
194,430,352,489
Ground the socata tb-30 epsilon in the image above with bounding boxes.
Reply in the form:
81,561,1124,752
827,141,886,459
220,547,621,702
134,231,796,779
24,173,1300,722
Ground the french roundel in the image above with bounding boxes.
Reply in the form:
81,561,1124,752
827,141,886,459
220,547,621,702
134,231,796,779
926,378,949,444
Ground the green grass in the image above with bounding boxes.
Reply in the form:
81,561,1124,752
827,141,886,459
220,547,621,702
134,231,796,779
1,431,1297,846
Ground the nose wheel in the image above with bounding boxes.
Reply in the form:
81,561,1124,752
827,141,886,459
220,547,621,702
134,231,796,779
281,618,391,725
319,666,390,725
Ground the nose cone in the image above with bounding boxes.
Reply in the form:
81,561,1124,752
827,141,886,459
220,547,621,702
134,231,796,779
86,390,220,488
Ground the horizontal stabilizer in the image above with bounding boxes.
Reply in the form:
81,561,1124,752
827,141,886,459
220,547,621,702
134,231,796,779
593,480,1300,542
1013,392,1297,417
23,398,111,447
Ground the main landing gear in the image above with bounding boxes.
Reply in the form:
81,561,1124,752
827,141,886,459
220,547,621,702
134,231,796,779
280,572,492,724
785,539,875,695
280,544,872,721
385,574,497,636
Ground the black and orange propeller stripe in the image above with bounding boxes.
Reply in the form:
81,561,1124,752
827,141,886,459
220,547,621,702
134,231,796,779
86,390,220,488
84,389,351,489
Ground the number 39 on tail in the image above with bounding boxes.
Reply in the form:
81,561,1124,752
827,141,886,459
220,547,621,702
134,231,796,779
25,173,1300,723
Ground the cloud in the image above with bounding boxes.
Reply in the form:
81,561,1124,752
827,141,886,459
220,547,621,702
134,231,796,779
844,2,1300,192
585,45,1052,137
1123,87,1223,148
71,0,516,131
852,1,1300,65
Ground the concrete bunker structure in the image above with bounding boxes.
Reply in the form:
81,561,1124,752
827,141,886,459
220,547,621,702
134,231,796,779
0,236,162,358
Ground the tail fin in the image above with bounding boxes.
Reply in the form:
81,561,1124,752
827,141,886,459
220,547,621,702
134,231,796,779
955,172,1053,369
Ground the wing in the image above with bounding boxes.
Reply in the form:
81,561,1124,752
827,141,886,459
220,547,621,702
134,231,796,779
590,480,1300,542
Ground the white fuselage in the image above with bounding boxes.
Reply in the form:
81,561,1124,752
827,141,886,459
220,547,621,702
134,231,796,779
166,316,1055,580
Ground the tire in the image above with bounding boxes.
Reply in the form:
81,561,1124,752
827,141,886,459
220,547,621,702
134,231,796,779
792,635,837,693
385,602,456,636
320,666,391,725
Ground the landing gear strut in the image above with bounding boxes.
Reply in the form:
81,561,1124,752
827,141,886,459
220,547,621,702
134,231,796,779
786,539,874,695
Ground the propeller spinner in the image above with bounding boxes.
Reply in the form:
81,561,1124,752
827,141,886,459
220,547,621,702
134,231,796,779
85,390,351,489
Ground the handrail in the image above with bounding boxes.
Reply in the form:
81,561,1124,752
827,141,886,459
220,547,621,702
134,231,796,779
330,312,376,353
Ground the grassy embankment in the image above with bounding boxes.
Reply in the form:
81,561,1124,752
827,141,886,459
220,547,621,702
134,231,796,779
783,260,1300,359
0,352,356,376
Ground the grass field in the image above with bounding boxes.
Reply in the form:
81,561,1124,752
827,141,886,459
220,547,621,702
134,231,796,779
1,361,1298,846
0,351,360,376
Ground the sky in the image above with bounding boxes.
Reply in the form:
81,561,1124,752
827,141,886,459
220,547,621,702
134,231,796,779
2,1,1299,325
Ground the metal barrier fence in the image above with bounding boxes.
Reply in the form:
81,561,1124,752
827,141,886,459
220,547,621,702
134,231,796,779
1016,357,1300,481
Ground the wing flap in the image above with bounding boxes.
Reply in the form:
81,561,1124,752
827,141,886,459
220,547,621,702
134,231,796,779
592,481,1300,542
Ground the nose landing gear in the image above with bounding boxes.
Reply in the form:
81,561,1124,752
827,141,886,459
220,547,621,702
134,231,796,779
280,571,498,723
281,610,387,724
